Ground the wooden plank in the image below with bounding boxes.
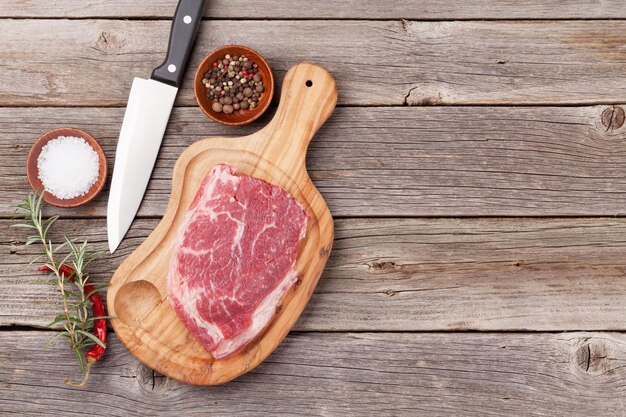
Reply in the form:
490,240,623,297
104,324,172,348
2,105,626,218
2,19,626,106
1,330,625,416
5,217,626,331
2,0,626,19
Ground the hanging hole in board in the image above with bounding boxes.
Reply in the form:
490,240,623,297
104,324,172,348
306,80,313,87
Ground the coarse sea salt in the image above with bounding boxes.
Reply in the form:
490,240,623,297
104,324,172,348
37,136,100,200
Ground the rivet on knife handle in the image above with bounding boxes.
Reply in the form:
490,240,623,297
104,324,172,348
151,0,206,88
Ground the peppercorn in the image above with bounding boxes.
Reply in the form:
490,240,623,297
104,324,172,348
204,53,265,113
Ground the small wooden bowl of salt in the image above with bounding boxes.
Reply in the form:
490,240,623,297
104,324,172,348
27,128,107,208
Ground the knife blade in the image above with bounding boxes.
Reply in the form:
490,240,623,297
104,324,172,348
107,0,206,253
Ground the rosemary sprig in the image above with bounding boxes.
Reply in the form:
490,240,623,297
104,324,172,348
13,191,105,372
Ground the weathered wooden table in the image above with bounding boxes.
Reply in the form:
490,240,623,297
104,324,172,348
3,1,626,415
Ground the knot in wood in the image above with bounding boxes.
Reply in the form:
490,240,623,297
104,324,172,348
136,363,170,394
9,241,20,254
573,337,614,376
601,107,625,131
368,260,398,271
93,29,126,53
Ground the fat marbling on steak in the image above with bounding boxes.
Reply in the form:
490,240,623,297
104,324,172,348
168,164,309,359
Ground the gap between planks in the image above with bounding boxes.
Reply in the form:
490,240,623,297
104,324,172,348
3,0,626,19
5,17,626,22
4,325,626,335
2,102,626,109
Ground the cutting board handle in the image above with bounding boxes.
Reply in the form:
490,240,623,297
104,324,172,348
261,62,338,171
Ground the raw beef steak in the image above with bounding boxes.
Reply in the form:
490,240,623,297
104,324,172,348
168,164,309,359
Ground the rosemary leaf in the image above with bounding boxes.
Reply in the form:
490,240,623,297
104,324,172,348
85,315,113,322
10,223,38,229
75,330,106,349
33,300,66,307
44,331,69,349
85,285,108,298
25,237,42,246
42,215,59,237
52,240,69,254
47,314,70,328
31,280,58,286
81,305,89,323
74,349,85,372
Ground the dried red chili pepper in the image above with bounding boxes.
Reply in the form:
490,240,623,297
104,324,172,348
38,264,107,387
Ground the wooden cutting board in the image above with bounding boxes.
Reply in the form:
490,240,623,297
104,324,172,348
107,62,337,385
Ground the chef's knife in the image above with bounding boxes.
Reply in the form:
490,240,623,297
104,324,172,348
107,0,206,253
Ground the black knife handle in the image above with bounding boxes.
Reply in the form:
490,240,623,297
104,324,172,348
151,0,206,88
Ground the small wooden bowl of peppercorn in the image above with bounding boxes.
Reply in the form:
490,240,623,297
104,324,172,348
194,45,274,126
